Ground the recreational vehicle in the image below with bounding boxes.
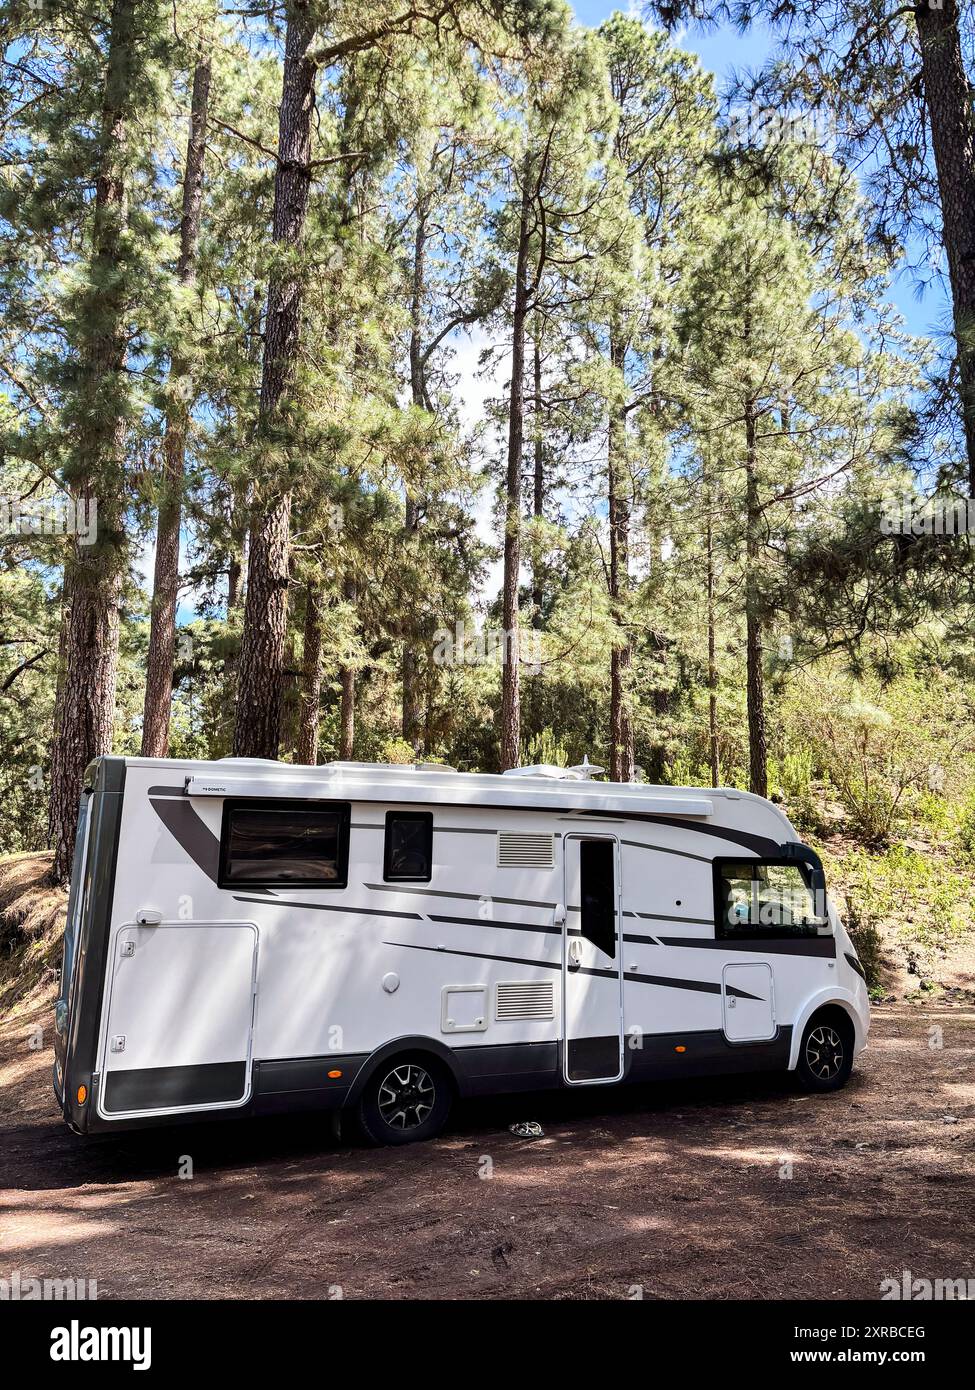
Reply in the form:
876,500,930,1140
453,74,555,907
53,756,869,1144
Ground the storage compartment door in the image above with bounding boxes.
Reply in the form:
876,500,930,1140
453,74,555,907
722,962,775,1042
99,922,258,1118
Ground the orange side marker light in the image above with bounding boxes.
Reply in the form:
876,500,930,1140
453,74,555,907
327,1069,342,1079
76,1084,88,1104
674,1046,686,1054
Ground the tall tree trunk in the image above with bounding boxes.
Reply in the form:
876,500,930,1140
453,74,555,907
49,0,140,882
295,582,323,764
401,496,423,753
227,482,249,615
915,0,975,493
141,24,214,757
233,2,316,757
500,161,533,770
705,491,720,789
339,578,357,760
402,202,427,752
744,401,767,797
531,334,544,629
608,332,634,783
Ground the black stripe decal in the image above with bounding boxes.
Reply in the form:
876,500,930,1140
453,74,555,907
658,934,836,958
384,939,561,972
233,896,421,920
620,837,713,865
632,910,714,926
149,795,222,883
592,809,780,858
427,911,559,937
381,940,761,999
366,883,557,910
433,826,497,835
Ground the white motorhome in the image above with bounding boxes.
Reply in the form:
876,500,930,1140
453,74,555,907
54,755,869,1144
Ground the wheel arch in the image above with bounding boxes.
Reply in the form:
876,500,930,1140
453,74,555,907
344,1035,465,1109
788,989,865,1071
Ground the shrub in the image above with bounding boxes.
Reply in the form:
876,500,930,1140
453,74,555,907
843,898,886,995
790,670,975,846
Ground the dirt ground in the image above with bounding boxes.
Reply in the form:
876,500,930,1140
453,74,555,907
1,994,973,1301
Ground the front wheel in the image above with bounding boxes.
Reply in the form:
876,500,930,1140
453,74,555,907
355,1055,453,1145
796,1011,854,1092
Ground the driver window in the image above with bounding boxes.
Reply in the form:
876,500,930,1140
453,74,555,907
717,860,824,938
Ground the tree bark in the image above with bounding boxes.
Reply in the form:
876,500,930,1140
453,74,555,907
49,0,138,882
141,26,213,757
233,2,316,757
531,334,544,629
402,201,426,752
499,160,533,770
705,490,720,789
608,331,634,783
339,577,357,760
744,401,767,797
914,0,975,494
295,582,323,764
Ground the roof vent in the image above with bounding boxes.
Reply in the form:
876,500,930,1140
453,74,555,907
501,755,604,781
497,831,555,868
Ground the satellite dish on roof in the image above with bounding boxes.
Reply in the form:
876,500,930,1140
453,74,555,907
566,755,604,781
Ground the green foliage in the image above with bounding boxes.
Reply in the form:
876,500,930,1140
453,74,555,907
790,668,974,844
826,842,975,956
520,728,570,768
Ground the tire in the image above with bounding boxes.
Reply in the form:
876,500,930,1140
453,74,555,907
355,1054,453,1146
796,1010,855,1092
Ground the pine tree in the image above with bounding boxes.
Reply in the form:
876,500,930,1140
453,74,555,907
44,0,169,880
652,0,975,490
142,1,216,758
595,14,715,780
678,143,923,795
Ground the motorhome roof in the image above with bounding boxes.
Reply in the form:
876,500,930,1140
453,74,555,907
113,755,795,832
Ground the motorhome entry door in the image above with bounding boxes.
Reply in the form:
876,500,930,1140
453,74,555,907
562,835,625,1084
98,922,258,1120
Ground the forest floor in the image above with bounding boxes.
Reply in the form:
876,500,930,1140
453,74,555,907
1,989,973,1300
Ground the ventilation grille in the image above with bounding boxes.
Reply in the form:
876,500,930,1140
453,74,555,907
496,980,556,1021
497,831,555,868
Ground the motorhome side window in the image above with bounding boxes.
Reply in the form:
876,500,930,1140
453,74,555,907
579,839,616,957
716,860,822,938
383,811,433,882
220,802,350,888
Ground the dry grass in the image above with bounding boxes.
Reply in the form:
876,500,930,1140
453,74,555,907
0,852,66,1016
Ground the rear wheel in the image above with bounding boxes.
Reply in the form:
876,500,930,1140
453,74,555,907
796,1010,854,1092
355,1055,453,1146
